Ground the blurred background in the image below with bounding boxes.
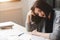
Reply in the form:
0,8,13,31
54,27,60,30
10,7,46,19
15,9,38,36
0,0,60,26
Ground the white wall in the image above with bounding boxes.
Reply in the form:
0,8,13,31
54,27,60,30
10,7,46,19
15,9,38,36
28,0,36,10
22,0,36,26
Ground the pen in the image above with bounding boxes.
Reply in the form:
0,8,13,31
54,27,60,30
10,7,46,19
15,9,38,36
18,33,24,36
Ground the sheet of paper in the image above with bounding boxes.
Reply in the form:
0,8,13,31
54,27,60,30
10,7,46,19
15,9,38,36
18,33,49,40
31,35,48,40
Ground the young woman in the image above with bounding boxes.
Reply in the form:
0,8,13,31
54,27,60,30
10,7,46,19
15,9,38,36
25,0,55,33
28,16,60,40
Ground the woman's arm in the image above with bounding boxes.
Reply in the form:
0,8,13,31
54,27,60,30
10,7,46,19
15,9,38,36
25,11,32,32
25,10,36,32
30,30,50,39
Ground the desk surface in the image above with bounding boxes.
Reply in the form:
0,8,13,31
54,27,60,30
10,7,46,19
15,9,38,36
0,21,49,40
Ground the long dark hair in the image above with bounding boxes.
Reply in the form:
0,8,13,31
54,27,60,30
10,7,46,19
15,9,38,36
31,0,55,33
31,0,55,17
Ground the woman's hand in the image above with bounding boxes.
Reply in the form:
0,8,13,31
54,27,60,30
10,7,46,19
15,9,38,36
29,30,50,39
28,30,38,36
31,30,41,36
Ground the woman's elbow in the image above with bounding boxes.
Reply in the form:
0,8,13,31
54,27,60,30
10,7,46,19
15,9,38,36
25,23,33,32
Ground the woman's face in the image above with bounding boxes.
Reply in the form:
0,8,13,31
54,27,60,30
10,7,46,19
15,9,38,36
34,8,46,18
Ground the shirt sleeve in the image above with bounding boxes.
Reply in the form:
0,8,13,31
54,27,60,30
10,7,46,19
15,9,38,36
25,10,37,32
25,22,37,32
49,16,60,40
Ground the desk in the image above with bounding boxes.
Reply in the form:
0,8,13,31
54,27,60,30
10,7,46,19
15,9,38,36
0,21,49,40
